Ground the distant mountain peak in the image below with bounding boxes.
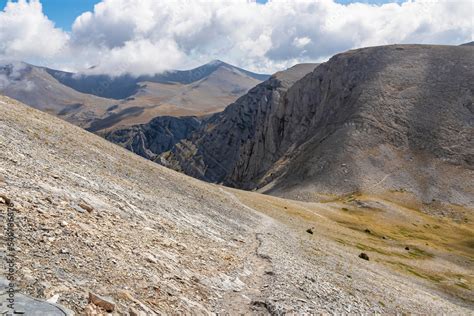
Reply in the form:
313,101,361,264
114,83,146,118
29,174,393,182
207,59,227,66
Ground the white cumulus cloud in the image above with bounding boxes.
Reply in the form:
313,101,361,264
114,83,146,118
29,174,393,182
0,0,68,63
0,0,472,76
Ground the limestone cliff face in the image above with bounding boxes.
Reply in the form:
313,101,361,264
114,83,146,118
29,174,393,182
161,45,473,205
104,116,200,160
158,63,319,186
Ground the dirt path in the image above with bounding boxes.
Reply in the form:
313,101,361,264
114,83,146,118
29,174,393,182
216,189,276,314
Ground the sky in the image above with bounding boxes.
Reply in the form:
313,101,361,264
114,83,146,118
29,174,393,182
0,0,472,75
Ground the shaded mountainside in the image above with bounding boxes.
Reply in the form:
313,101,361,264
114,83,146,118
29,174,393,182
102,116,201,160
0,60,267,131
160,45,474,206
159,63,319,184
2,96,473,315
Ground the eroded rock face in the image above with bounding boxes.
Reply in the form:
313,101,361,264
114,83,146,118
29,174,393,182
158,63,319,187
161,45,474,205
104,116,201,160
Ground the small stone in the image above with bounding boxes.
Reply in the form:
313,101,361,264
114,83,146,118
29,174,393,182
46,294,60,304
145,253,158,264
129,307,139,316
129,308,147,316
60,221,68,227
116,290,134,301
359,252,369,260
405,246,410,250
79,202,94,213
84,303,102,316
0,194,11,205
364,229,371,234
306,228,314,234
88,292,116,312
60,248,69,254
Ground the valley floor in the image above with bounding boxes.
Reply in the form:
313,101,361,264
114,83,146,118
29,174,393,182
0,96,473,314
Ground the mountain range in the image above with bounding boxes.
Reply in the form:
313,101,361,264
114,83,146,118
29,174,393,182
0,60,268,131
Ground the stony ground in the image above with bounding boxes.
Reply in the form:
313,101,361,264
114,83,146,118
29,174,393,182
1,95,473,315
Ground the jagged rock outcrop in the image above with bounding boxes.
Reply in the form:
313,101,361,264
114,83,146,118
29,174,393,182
161,45,474,205
103,116,201,160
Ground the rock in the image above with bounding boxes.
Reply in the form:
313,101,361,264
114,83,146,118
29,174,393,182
364,229,371,234
405,246,410,251
88,292,116,312
72,204,85,213
79,202,94,213
60,221,68,227
46,294,60,304
116,290,134,301
84,303,103,316
129,307,139,316
306,228,314,234
144,253,158,264
0,194,11,205
359,253,369,261
129,307,147,316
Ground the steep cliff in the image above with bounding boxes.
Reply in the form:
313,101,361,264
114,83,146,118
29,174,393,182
159,63,319,185
161,45,474,205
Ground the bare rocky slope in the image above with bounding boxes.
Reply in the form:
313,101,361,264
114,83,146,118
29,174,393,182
160,45,474,208
1,96,473,314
